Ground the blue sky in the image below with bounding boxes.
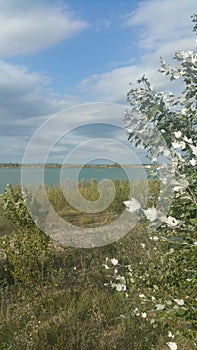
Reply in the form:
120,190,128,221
0,0,196,164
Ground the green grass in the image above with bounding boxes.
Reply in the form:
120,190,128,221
0,226,166,350
0,181,196,349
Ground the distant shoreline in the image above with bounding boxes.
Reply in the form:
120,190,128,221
0,163,155,169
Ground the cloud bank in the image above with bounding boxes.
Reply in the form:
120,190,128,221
0,0,196,163
0,1,88,56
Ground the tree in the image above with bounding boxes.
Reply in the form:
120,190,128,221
124,14,196,234
105,14,197,348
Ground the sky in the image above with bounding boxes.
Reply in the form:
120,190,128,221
0,0,196,165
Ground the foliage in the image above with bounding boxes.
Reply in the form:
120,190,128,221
2,184,35,228
105,14,197,349
0,184,53,294
0,180,196,348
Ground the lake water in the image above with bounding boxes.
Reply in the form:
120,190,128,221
0,167,151,194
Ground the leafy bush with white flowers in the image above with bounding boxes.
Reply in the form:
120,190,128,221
104,15,197,348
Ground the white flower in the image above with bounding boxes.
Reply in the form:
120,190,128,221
143,207,157,221
190,158,196,166
190,144,197,156
110,282,127,292
141,312,147,318
153,236,159,241
139,294,145,298
172,178,189,192
184,135,192,143
168,331,174,338
140,243,145,249
172,141,186,149
127,127,134,133
111,258,118,266
181,108,187,115
124,198,141,212
103,264,109,270
173,71,182,79
134,309,139,315
191,53,197,64
167,342,177,350
169,248,175,254
156,304,165,310
119,314,125,319
174,131,182,138
164,216,179,228
174,298,184,306
126,264,132,272
115,284,126,292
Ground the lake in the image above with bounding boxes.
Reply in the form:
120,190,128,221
0,167,152,194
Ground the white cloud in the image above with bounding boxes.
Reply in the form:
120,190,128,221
78,60,177,102
0,60,48,99
78,0,196,102
0,60,83,139
0,1,88,56
124,0,196,50
78,67,136,102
